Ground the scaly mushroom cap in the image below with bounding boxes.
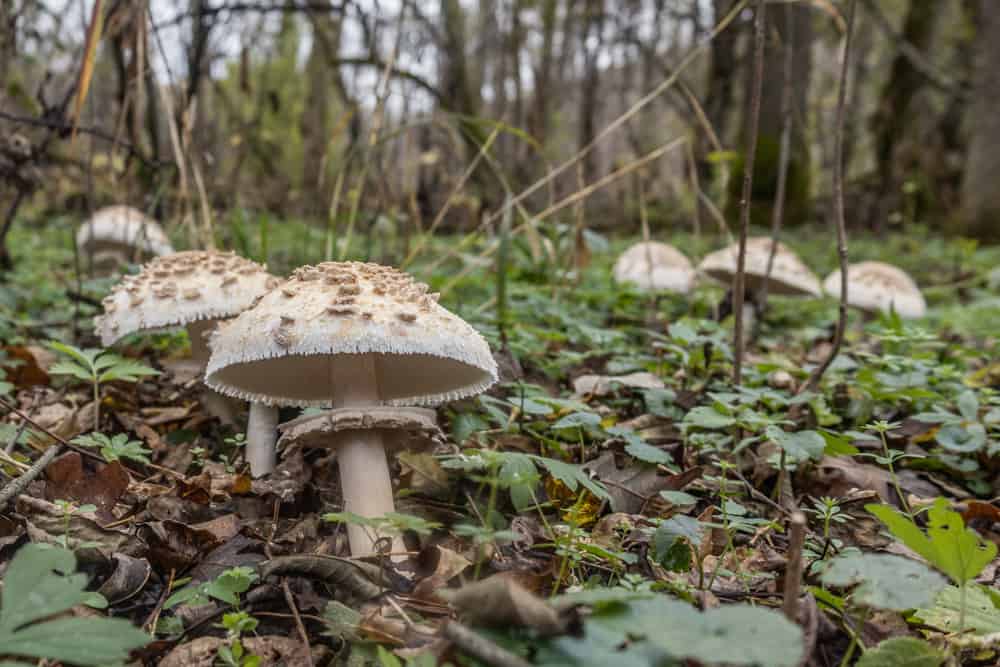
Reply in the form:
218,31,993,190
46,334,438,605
822,261,926,318
205,261,499,407
94,250,280,346
277,407,443,451
76,205,174,258
697,237,822,297
613,241,695,293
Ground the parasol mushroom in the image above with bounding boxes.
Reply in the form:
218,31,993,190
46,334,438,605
613,241,695,293
204,261,498,556
94,250,282,477
822,261,926,319
76,206,174,272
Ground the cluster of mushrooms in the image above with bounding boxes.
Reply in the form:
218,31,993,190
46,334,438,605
613,236,927,319
83,207,498,558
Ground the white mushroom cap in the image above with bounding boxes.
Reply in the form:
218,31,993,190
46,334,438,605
205,261,498,407
822,261,926,318
94,250,280,346
697,237,822,297
612,241,695,293
76,205,174,258
277,406,443,451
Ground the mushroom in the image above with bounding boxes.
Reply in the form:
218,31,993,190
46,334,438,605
613,241,695,293
94,250,283,477
204,261,498,556
697,237,822,297
76,206,174,272
822,261,926,319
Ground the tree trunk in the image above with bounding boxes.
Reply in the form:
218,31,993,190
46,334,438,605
745,2,812,226
704,0,740,150
578,0,604,184
870,0,937,230
959,0,1000,240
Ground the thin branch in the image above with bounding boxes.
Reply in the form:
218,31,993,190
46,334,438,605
804,0,855,394
732,0,767,385
0,110,166,167
0,443,62,509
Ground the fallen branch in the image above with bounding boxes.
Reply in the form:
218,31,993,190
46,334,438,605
782,512,807,622
442,620,534,667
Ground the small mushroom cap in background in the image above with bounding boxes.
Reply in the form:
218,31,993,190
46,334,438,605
612,241,695,293
822,261,926,319
76,205,174,259
277,406,443,451
697,236,822,297
205,261,499,407
94,250,279,346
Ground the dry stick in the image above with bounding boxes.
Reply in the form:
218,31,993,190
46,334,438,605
804,0,855,394
481,0,749,231
761,7,796,314
442,620,533,667
0,443,61,508
281,578,315,667
783,511,807,622
732,0,767,386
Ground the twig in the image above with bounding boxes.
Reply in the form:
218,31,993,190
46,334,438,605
442,620,533,667
732,0,767,385
281,579,315,667
0,443,62,508
143,568,175,633
804,0,855,394
782,512,807,622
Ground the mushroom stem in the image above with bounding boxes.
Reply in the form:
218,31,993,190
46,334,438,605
187,319,243,426
330,354,402,558
246,402,278,477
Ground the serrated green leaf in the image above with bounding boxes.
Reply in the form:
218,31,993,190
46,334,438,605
532,455,609,501
552,411,602,430
820,553,945,610
623,439,671,465
0,617,149,665
0,544,83,632
499,453,539,511
936,423,986,453
913,584,1000,635
856,637,943,667
766,426,826,461
867,498,997,586
48,361,93,382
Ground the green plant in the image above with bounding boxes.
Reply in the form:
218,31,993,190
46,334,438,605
216,611,261,667
867,498,997,632
862,420,916,518
48,342,158,424
72,432,152,465
164,566,259,610
0,543,149,665
805,496,849,563
52,499,100,551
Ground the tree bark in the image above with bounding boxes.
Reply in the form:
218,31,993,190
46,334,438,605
959,0,1000,240
870,0,937,230
578,0,604,184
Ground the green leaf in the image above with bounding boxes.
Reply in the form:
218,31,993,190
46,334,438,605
957,390,980,422
532,455,610,501
592,597,803,667
48,361,93,382
867,498,997,586
820,553,945,610
0,544,83,631
0,617,149,665
499,454,539,512
766,427,826,461
683,406,736,430
653,516,700,572
98,358,159,383
913,584,1000,635
0,544,148,665
856,637,943,667
551,411,602,430
936,423,987,453
623,439,671,465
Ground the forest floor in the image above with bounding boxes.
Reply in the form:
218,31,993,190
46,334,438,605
1,218,999,667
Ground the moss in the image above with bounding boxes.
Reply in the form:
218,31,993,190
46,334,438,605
726,133,811,227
